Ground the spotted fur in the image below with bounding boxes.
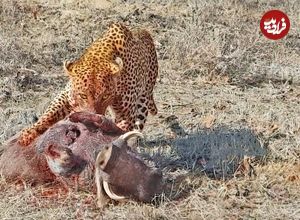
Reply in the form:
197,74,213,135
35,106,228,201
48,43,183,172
18,23,158,146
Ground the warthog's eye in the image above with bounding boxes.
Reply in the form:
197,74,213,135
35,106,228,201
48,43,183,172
99,160,104,166
79,93,88,100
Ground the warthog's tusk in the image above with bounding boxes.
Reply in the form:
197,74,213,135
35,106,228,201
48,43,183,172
103,180,126,200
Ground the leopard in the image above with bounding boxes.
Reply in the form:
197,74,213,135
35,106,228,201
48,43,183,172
18,23,158,146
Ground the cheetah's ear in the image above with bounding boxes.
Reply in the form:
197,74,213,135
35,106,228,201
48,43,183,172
63,60,74,76
110,57,123,75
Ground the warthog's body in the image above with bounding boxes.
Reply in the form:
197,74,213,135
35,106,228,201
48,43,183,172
0,112,123,186
0,112,163,204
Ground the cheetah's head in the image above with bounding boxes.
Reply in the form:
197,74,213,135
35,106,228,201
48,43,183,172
64,58,122,114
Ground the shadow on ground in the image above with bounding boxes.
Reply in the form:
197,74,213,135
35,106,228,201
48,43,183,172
140,126,267,202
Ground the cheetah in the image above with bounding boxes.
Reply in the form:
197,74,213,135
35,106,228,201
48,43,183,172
18,23,158,146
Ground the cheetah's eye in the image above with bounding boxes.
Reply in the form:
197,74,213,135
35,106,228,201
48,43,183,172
79,94,88,100
102,94,109,100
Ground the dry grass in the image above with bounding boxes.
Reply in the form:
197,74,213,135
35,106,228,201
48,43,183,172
0,0,300,219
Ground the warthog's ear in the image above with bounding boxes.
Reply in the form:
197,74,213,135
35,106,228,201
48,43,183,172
95,145,113,171
110,57,123,75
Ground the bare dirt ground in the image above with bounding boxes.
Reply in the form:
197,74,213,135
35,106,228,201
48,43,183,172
0,0,300,219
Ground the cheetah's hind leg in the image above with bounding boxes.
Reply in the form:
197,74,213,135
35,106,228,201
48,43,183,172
148,94,157,116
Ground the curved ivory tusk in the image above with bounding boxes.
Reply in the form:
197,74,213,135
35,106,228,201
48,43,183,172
103,180,126,201
113,130,144,147
120,130,144,141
